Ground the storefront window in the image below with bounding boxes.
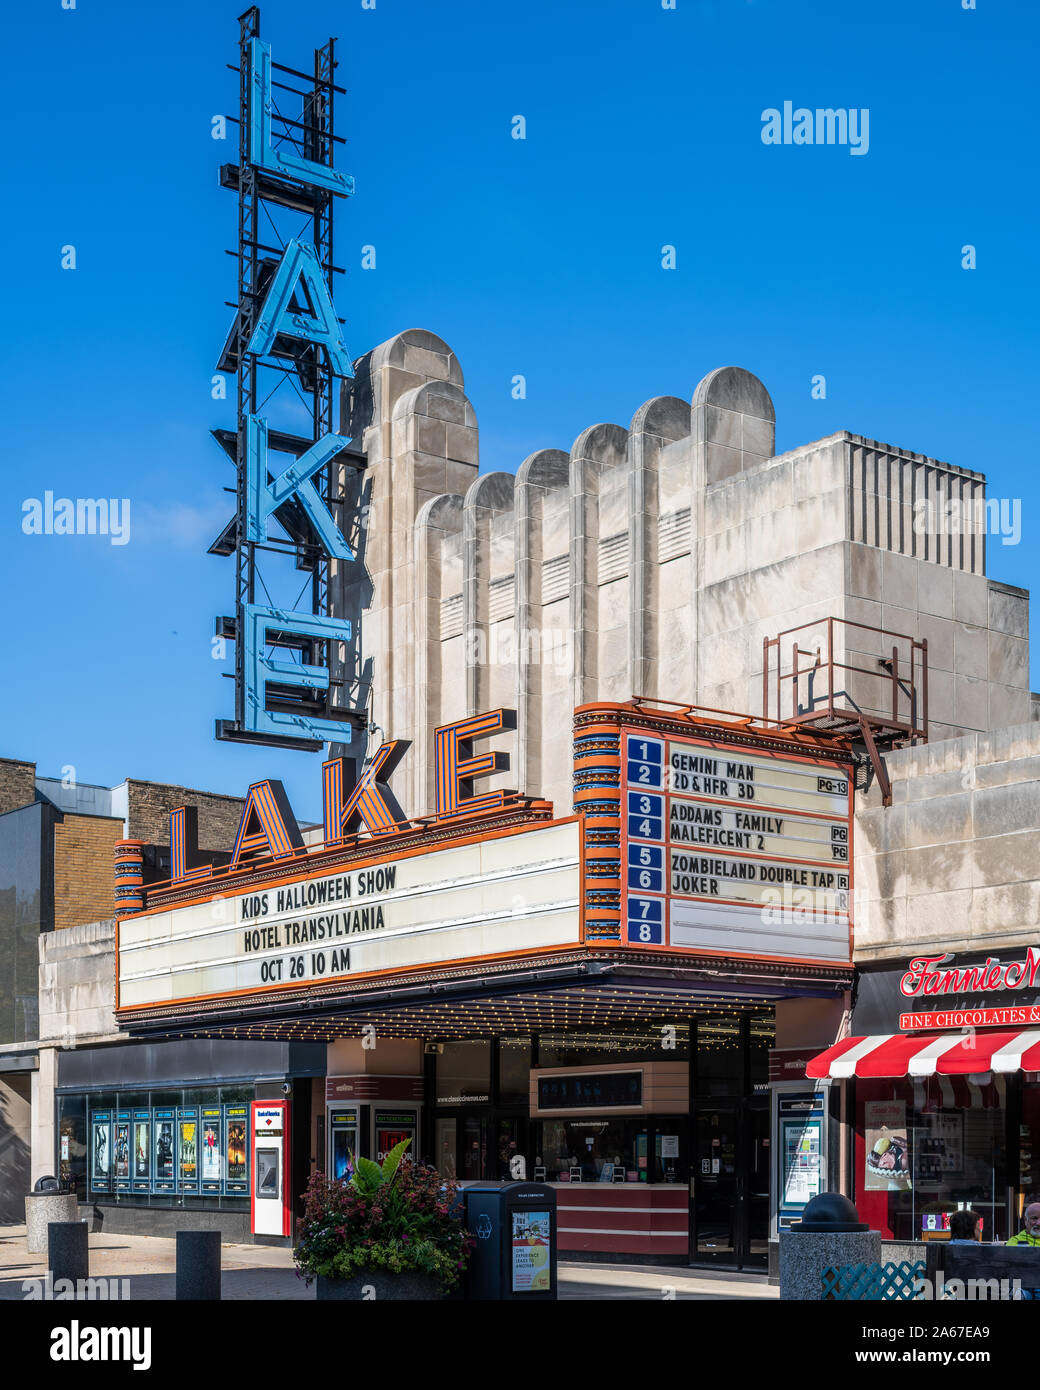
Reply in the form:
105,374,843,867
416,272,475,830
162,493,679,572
1019,1079,1040,1215
58,1093,87,1195
748,1015,775,1087
57,1086,256,1205
855,1076,1009,1241
498,1037,532,1103
435,1041,490,1104
695,1018,743,1094
494,1117,529,1180
183,1087,220,1107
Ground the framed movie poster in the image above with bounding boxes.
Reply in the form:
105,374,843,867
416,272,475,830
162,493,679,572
864,1100,911,1192
113,1110,131,1191
178,1108,200,1194
200,1108,222,1193
152,1107,177,1193
224,1105,249,1195
132,1109,151,1192
90,1110,112,1193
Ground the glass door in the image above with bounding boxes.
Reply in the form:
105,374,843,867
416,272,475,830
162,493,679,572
745,1099,770,1267
435,1116,458,1180
691,1101,769,1268
494,1116,530,1180
692,1103,739,1261
460,1114,486,1180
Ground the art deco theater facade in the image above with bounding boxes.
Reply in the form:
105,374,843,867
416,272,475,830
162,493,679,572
26,325,1036,1273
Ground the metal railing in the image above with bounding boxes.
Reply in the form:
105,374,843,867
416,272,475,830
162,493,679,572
763,616,928,744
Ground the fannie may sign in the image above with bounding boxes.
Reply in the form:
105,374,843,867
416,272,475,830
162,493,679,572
898,949,1040,1031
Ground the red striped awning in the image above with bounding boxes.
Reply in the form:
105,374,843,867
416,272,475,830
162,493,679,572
806,1030,1040,1079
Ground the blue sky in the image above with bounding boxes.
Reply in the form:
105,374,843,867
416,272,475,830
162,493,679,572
3,0,1037,821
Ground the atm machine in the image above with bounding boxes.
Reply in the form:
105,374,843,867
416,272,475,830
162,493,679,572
251,1098,292,1238
772,1085,829,1236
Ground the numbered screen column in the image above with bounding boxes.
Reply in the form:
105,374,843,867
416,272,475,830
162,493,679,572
624,735,666,945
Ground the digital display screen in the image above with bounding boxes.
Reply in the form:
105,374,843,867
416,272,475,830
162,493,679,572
537,1072,642,1110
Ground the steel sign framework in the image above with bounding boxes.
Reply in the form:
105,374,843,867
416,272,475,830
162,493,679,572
211,7,366,752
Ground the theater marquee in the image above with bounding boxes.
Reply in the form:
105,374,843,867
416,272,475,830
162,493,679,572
616,717,854,963
117,819,580,1009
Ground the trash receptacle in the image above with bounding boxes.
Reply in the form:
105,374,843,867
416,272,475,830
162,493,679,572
463,1182,557,1301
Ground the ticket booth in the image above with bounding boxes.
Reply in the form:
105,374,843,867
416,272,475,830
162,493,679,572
251,1098,292,1238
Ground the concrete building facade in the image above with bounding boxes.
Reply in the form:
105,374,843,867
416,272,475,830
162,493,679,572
334,330,1032,821
13,333,1040,1266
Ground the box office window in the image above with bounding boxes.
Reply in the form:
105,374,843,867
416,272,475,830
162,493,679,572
538,1117,651,1183
435,1041,491,1104
854,1076,1009,1242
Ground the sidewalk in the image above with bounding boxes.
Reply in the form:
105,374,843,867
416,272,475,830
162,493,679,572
0,1225,776,1301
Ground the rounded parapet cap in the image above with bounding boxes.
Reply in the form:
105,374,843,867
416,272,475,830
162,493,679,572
692,366,775,423
516,448,570,491
464,470,516,511
365,328,464,388
629,394,690,441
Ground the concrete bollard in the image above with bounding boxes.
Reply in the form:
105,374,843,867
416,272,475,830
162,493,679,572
26,1193,79,1254
48,1221,89,1287
779,1192,880,1300
176,1230,222,1300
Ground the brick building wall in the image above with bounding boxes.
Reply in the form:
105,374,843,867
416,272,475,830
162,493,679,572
125,780,245,853
53,814,124,930
0,758,36,815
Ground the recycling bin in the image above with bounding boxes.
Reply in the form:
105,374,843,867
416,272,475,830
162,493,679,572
462,1181,557,1300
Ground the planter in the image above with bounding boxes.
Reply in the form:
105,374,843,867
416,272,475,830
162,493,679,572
316,1270,445,1301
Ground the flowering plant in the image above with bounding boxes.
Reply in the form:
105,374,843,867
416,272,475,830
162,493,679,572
294,1139,475,1291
